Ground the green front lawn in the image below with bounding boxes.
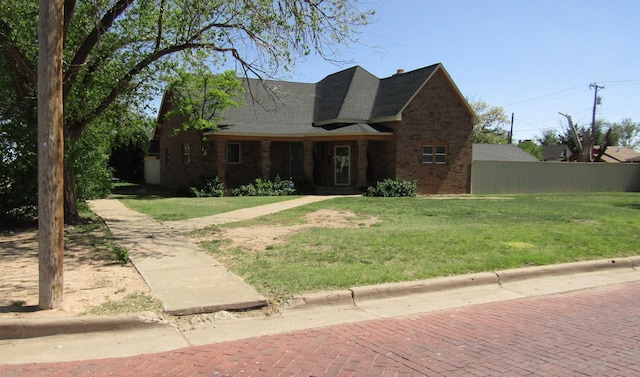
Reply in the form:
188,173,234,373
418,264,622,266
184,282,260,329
195,193,640,299
118,196,302,221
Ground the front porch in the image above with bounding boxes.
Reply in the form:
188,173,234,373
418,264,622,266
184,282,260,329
209,137,392,192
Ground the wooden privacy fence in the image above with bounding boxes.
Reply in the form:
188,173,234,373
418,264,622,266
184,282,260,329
471,161,640,194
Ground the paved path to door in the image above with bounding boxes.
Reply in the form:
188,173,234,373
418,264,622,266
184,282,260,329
88,196,339,315
3,280,639,375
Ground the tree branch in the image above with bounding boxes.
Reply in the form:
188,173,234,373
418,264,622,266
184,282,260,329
63,0,132,101
155,0,166,50
68,43,257,136
63,0,77,39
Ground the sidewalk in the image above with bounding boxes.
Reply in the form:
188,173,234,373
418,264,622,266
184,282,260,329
88,196,339,315
1,195,639,366
1,263,639,365
4,280,639,375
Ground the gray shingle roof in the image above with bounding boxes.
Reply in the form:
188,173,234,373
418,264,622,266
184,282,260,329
207,63,445,137
472,143,539,162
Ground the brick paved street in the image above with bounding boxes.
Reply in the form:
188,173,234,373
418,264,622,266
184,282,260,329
2,281,639,376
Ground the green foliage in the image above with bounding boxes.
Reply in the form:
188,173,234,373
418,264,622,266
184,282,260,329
0,0,373,223
517,140,543,160
470,100,510,144
609,118,640,150
166,69,244,133
232,176,296,197
363,179,417,197
0,121,37,227
71,121,113,201
537,130,561,146
109,115,154,182
183,176,225,198
111,246,130,265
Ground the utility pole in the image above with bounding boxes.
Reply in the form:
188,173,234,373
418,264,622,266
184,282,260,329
509,113,514,144
38,0,65,309
589,83,604,137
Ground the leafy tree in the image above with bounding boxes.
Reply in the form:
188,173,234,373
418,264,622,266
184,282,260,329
165,68,244,135
0,0,373,224
469,100,509,144
608,118,640,150
537,130,561,146
517,140,542,160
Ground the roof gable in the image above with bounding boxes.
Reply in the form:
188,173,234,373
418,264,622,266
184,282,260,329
314,66,379,124
160,63,474,137
371,64,440,120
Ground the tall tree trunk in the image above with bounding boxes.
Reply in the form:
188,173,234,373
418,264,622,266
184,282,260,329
63,161,80,224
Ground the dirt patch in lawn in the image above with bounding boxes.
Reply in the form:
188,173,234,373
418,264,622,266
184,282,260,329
193,209,379,255
0,224,153,320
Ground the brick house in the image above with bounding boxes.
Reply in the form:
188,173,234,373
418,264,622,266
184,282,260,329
150,63,476,194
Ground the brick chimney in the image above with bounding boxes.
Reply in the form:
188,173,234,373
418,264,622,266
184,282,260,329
395,68,405,75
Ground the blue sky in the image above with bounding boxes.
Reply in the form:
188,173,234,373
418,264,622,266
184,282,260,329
285,0,640,142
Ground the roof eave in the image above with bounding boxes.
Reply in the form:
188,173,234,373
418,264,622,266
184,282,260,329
312,118,369,127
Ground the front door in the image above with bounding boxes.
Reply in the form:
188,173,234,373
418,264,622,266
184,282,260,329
334,145,350,186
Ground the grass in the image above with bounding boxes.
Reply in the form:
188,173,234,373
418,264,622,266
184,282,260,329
84,293,162,316
117,196,303,221
196,193,640,300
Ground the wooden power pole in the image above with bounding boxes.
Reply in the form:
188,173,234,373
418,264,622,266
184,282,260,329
38,0,65,309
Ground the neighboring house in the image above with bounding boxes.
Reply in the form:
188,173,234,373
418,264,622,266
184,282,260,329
627,155,640,163
593,146,640,163
472,143,539,162
152,63,476,194
541,145,572,162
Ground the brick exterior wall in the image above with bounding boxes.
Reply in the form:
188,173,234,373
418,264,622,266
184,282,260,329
393,70,474,194
158,116,214,190
367,137,397,185
156,67,473,195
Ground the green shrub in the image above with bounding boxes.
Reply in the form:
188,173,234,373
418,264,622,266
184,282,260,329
112,246,130,265
363,178,417,197
232,176,296,196
185,176,225,197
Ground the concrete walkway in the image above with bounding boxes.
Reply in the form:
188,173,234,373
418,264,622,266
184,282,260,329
88,196,339,315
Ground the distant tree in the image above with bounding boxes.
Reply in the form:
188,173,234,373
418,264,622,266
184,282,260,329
469,100,509,144
517,140,542,160
537,130,561,146
608,118,640,150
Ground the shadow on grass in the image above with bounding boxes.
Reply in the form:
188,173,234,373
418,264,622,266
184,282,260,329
614,202,640,211
111,183,175,200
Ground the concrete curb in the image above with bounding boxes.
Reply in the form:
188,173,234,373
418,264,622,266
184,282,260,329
350,272,499,301
293,256,640,309
3,257,638,339
495,257,634,284
0,314,166,340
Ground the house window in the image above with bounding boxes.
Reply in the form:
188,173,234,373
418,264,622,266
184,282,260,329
182,144,191,165
422,144,447,164
227,143,240,163
165,148,170,166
